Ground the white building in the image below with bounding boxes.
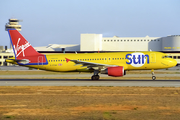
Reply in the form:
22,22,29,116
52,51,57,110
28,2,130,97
31,34,180,52
80,34,103,51
0,52,14,66
80,34,180,52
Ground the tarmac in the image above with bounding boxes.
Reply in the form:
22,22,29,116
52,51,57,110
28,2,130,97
0,79,180,87
0,66,180,87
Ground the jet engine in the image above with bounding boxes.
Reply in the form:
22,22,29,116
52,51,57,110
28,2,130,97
101,66,126,77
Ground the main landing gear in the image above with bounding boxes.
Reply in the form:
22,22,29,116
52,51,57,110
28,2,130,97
151,69,156,80
91,70,100,80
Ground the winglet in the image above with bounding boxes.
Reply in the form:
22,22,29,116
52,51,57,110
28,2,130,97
65,58,71,63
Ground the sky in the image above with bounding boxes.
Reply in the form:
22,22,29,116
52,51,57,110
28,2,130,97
0,0,180,48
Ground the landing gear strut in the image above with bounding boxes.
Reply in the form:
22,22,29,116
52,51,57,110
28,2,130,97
91,70,100,80
151,69,156,80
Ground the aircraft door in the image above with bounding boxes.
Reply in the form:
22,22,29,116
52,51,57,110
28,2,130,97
38,56,43,67
150,53,156,63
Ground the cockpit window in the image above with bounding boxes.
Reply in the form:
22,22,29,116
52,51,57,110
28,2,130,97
162,56,171,58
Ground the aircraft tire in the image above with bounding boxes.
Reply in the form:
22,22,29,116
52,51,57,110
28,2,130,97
91,75,96,80
152,76,156,80
91,75,99,80
95,75,100,80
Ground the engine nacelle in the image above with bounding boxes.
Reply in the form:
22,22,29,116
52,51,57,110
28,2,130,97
101,66,126,77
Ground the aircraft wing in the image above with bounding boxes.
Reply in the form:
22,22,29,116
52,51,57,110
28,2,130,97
65,58,118,70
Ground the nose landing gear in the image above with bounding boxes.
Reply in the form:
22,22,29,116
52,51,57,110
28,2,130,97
151,69,156,80
152,76,156,80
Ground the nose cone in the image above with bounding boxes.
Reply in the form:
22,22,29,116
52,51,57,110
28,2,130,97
169,59,177,67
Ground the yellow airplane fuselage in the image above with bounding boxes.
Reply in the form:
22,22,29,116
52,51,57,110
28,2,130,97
8,51,176,72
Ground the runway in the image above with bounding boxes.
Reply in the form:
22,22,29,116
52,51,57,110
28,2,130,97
0,66,180,87
1,79,180,87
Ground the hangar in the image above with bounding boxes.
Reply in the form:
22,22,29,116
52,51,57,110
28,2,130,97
33,34,180,53
80,34,180,52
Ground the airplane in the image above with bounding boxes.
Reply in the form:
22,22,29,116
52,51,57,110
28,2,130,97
6,29,177,80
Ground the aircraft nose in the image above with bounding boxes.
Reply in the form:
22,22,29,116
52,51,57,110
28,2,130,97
169,59,177,67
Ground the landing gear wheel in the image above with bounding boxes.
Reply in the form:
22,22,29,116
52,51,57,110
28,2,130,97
91,75,100,80
91,75,95,80
151,69,156,80
152,76,156,80
95,75,99,80
91,70,100,80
